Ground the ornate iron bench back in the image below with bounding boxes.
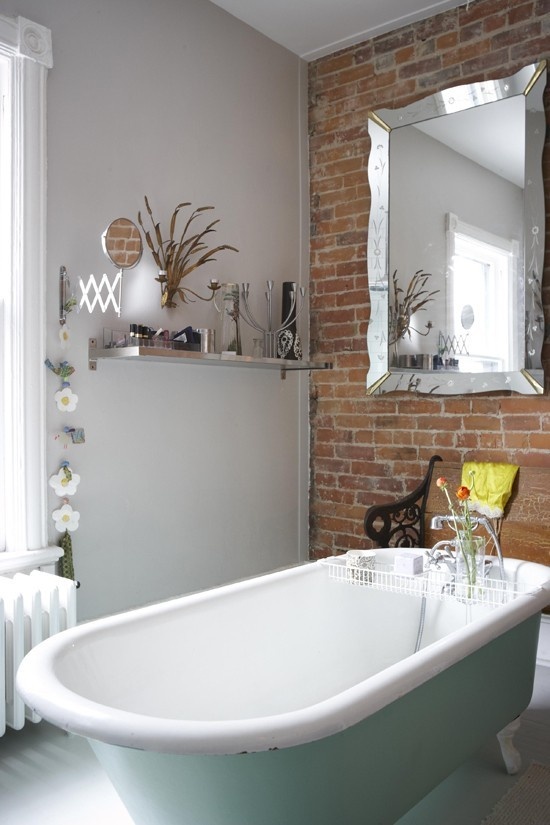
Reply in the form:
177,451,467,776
363,455,443,548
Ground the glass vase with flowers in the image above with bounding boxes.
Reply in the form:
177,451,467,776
436,475,486,598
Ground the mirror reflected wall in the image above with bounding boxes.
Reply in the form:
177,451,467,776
366,61,546,395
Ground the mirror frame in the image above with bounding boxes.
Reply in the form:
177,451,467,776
366,61,546,396
101,218,143,270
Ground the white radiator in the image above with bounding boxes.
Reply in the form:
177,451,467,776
0,571,77,735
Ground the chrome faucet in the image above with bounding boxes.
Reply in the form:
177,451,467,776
424,541,457,576
430,514,505,581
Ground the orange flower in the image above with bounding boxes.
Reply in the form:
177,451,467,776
456,485,470,501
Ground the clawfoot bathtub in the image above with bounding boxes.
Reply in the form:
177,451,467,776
17,550,550,825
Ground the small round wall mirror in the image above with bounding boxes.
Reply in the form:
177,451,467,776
101,218,142,270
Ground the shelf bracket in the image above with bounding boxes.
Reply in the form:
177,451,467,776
88,338,98,371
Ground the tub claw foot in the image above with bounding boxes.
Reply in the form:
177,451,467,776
497,717,522,775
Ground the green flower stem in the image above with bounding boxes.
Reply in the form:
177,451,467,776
439,483,476,592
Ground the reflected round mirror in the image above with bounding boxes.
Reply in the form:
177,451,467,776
102,218,142,270
461,305,475,331
366,61,546,396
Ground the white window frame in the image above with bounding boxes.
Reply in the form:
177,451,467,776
446,212,520,371
0,14,57,562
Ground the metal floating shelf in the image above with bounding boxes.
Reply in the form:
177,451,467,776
88,339,332,376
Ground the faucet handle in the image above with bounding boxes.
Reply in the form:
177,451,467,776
431,539,454,555
426,540,456,572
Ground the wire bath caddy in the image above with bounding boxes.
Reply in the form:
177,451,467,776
321,556,540,608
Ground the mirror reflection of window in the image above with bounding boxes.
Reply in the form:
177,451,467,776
446,214,520,373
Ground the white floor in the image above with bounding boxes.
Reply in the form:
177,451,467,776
1,665,549,825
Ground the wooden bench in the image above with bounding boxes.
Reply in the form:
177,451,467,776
364,455,550,569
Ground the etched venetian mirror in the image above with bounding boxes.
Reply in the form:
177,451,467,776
366,61,546,395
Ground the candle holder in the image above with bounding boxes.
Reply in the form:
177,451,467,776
240,281,306,359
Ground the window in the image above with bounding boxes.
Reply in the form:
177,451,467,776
0,15,52,554
446,213,520,372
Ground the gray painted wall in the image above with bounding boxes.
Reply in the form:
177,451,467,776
4,0,309,619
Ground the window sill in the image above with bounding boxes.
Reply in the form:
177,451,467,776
0,547,62,575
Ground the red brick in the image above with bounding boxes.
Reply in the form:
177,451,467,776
436,31,459,50
508,3,535,25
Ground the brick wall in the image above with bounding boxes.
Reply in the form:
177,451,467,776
308,0,550,558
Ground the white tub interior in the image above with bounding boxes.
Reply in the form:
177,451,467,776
54,558,501,722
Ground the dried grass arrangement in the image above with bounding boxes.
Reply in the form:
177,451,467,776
138,196,238,309
388,269,439,345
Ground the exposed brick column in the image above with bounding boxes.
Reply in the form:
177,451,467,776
308,0,550,559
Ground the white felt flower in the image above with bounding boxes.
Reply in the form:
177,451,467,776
48,465,80,497
54,386,78,412
52,503,80,532
59,326,71,349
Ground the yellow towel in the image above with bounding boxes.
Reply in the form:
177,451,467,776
461,461,519,518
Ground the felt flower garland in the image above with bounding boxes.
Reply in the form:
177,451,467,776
45,266,83,582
